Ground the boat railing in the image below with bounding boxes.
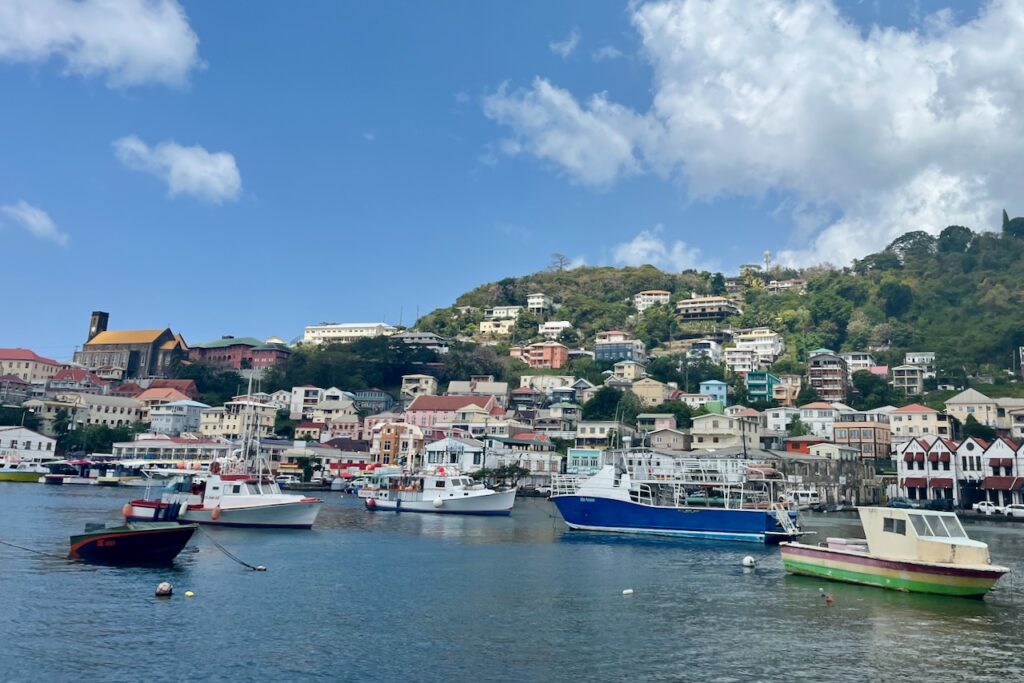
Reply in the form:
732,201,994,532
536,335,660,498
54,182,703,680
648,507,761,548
550,474,587,497
771,502,798,536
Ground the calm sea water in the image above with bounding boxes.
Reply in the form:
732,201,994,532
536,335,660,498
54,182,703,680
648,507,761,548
2,483,1024,682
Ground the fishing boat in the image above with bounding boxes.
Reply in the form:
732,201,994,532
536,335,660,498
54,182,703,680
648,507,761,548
780,507,1009,597
69,522,198,565
363,468,516,515
550,452,801,544
0,460,51,482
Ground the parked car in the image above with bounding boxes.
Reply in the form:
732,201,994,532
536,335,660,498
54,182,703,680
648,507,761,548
923,498,955,512
972,501,1004,515
1004,504,1024,518
887,497,920,509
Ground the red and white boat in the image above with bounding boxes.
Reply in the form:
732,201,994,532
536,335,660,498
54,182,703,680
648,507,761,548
124,468,322,529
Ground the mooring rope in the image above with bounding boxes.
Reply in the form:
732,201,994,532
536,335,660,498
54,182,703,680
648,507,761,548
0,538,65,559
197,528,266,571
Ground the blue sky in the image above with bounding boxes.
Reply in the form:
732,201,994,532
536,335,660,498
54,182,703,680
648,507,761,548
0,0,1008,359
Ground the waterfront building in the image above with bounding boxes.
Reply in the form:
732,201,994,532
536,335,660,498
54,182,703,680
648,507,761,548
150,399,210,436
566,447,605,475
423,437,487,471
111,435,231,461
73,311,187,380
0,348,60,384
538,320,573,339
833,409,892,460
676,295,742,322
889,403,953,443
699,380,728,406
25,393,144,435
784,435,830,454
807,349,849,403
895,436,960,505
188,336,290,371
527,293,553,315
633,289,671,313
0,426,56,461
302,322,397,345
647,428,691,451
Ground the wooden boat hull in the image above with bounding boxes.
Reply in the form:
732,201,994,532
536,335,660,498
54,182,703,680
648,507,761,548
780,542,1008,597
69,523,197,565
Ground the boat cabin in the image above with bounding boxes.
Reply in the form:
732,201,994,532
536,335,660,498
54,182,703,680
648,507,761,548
858,507,990,566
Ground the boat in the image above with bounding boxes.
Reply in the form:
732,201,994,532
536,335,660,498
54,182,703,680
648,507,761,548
363,468,516,515
780,507,1009,597
549,453,801,544
69,522,198,565
0,460,52,482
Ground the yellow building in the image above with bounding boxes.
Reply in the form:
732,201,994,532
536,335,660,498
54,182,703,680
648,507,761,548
0,348,60,384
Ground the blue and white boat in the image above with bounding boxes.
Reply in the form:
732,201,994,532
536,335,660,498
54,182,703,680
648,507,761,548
550,453,801,544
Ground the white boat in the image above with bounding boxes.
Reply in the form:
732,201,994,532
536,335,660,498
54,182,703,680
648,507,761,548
0,460,52,482
124,472,322,528
363,469,516,515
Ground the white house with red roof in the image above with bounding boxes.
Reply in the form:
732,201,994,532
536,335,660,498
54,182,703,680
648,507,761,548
889,403,954,444
978,437,1024,507
896,436,959,504
404,395,501,428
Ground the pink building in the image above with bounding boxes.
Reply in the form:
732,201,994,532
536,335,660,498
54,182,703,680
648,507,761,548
523,342,569,369
404,395,501,428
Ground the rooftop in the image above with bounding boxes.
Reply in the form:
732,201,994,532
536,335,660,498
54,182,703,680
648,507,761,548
0,348,59,365
86,329,168,345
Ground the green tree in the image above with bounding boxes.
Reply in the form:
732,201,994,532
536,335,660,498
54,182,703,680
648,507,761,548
787,416,809,437
796,385,820,405
850,370,905,410
878,281,914,317
646,400,694,428
962,414,997,440
581,386,624,421
275,409,298,438
0,406,40,431
937,225,973,253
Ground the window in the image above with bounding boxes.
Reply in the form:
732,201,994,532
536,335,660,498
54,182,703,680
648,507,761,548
435,480,446,488
883,517,906,535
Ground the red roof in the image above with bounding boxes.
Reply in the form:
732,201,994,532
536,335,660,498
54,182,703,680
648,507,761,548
297,422,325,429
148,379,199,398
892,403,938,414
0,348,59,365
799,402,834,410
0,373,29,385
406,395,493,412
52,367,109,385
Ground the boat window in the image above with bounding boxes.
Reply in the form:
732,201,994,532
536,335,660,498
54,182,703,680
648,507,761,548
883,517,906,535
908,513,931,537
232,485,241,494
942,516,968,538
435,480,445,488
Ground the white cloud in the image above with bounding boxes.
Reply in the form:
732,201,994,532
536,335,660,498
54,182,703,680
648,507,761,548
0,0,201,87
592,45,624,61
549,28,581,58
484,0,1024,264
611,227,708,271
114,135,241,203
1,201,69,246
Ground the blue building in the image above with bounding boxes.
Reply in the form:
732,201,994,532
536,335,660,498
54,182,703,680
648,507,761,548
699,380,728,406
745,371,781,403
594,338,646,363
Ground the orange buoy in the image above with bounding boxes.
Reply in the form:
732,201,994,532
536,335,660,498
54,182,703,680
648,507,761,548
122,503,133,518
211,506,222,521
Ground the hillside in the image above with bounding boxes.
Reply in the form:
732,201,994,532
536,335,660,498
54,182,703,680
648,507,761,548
418,218,1024,381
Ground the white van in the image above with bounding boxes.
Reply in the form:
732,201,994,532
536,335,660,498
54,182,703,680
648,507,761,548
790,490,821,510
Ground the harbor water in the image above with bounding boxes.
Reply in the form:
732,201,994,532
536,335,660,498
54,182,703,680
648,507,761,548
3,483,1024,682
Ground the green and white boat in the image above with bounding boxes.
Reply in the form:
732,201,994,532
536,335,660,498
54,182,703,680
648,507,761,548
0,460,51,483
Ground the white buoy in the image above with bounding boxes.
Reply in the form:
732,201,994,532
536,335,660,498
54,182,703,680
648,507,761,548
155,582,173,597
433,497,444,508
185,590,195,598
741,556,757,567
622,588,634,596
